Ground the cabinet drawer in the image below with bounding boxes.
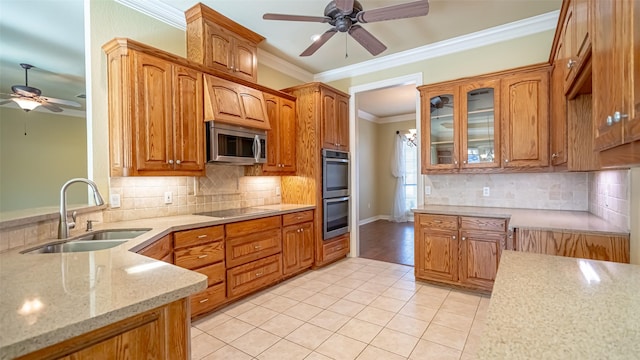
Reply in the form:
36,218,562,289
137,234,172,261
225,216,281,238
323,233,349,261
417,214,458,230
174,225,224,249
227,254,282,298
283,210,314,226
191,282,226,317
460,217,507,232
174,241,224,269
226,228,282,268
195,262,226,287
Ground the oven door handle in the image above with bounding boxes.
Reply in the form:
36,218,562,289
325,158,349,164
325,196,350,203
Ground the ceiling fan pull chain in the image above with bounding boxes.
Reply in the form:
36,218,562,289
345,34,348,58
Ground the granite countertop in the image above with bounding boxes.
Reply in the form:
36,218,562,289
0,204,314,359
479,251,640,359
412,204,628,235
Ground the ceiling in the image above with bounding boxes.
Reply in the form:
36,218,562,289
0,0,86,115
0,0,561,118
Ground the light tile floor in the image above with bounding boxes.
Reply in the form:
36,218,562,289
191,257,490,360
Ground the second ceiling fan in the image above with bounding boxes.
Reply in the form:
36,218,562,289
263,0,430,57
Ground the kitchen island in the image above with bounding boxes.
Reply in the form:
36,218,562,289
478,250,640,359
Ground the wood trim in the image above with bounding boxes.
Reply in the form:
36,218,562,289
281,82,350,99
185,3,265,44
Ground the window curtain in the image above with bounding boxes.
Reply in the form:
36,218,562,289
390,132,407,222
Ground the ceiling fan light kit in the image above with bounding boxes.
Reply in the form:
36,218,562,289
11,98,41,112
263,0,429,57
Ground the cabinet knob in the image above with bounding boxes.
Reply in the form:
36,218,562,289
168,160,174,164
452,235,456,240
463,160,467,164
606,116,613,126
613,111,628,123
504,159,509,163
176,159,181,165
462,237,467,241
551,153,558,159
566,59,576,69
454,160,458,165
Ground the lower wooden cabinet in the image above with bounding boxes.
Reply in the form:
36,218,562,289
190,282,226,317
414,214,507,292
17,299,190,360
322,233,350,264
137,233,173,263
227,254,282,298
515,228,630,263
282,210,314,276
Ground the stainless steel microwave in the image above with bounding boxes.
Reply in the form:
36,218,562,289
206,121,266,164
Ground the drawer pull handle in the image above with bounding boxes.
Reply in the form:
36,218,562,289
336,246,342,250
197,235,208,238
255,272,263,277
296,216,303,220
434,220,442,223
254,245,262,249
199,298,209,303
198,255,208,259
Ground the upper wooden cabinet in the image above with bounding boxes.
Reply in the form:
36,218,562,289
561,0,592,95
263,93,296,173
419,65,549,173
593,0,640,165
420,80,500,172
501,68,550,168
104,42,205,177
186,3,264,82
204,74,270,130
321,87,350,151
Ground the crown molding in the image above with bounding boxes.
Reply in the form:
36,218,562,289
114,0,186,30
314,10,559,83
257,49,314,83
358,110,415,124
358,110,377,122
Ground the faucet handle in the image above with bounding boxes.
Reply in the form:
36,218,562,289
68,211,77,230
86,219,98,232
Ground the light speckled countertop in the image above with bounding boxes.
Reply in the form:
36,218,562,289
0,204,314,359
412,205,628,235
479,251,640,359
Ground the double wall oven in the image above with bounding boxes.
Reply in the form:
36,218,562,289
322,149,350,240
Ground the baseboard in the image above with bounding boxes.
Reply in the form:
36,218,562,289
359,214,413,226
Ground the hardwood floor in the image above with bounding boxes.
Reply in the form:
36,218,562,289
358,220,414,266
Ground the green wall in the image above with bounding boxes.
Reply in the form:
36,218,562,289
0,107,87,211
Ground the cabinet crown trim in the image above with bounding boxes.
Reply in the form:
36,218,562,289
185,3,265,45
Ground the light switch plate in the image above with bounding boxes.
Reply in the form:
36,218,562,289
275,186,281,196
425,186,431,195
110,193,121,208
164,191,173,204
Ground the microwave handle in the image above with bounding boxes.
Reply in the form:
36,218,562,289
253,135,260,163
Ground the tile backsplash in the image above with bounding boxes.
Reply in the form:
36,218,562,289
589,170,630,231
105,164,281,222
423,172,589,210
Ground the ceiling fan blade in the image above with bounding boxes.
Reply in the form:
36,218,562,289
263,13,330,23
40,96,82,108
356,0,429,23
39,102,63,113
335,0,355,14
348,25,387,56
300,28,338,56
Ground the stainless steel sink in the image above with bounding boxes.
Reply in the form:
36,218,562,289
23,240,128,254
21,228,151,254
70,228,151,241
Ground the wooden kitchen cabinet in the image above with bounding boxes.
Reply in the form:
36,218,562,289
137,234,173,263
593,0,640,166
103,41,205,177
501,68,550,168
173,225,226,317
282,210,314,276
516,228,630,263
17,299,190,360
263,93,297,173
420,79,500,172
562,0,592,96
203,74,270,130
227,254,282,299
185,3,264,82
321,87,350,151
415,213,507,291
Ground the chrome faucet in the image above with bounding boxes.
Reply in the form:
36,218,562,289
58,178,105,239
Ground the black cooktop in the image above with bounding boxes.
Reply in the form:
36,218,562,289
195,207,273,218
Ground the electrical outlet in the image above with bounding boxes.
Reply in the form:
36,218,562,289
275,186,281,196
164,191,173,204
425,186,431,196
483,187,490,197
110,193,121,208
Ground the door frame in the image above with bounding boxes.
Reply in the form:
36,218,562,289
348,72,424,258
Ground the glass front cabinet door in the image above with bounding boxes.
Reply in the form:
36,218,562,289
421,86,458,171
460,79,500,169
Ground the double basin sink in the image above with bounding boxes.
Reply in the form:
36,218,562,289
21,229,151,254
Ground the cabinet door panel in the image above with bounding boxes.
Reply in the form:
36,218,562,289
227,254,282,298
416,228,457,282
460,80,501,169
264,95,280,170
173,65,204,172
459,230,503,291
501,70,550,167
421,86,459,171
337,95,349,151
321,89,338,150
134,52,173,172
280,97,297,170
205,22,232,71
299,222,314,268
226,228,282,268
233,38,257,82
282,224,301,275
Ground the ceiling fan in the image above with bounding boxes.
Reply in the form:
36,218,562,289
0,63,82,113
263,0,430,57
